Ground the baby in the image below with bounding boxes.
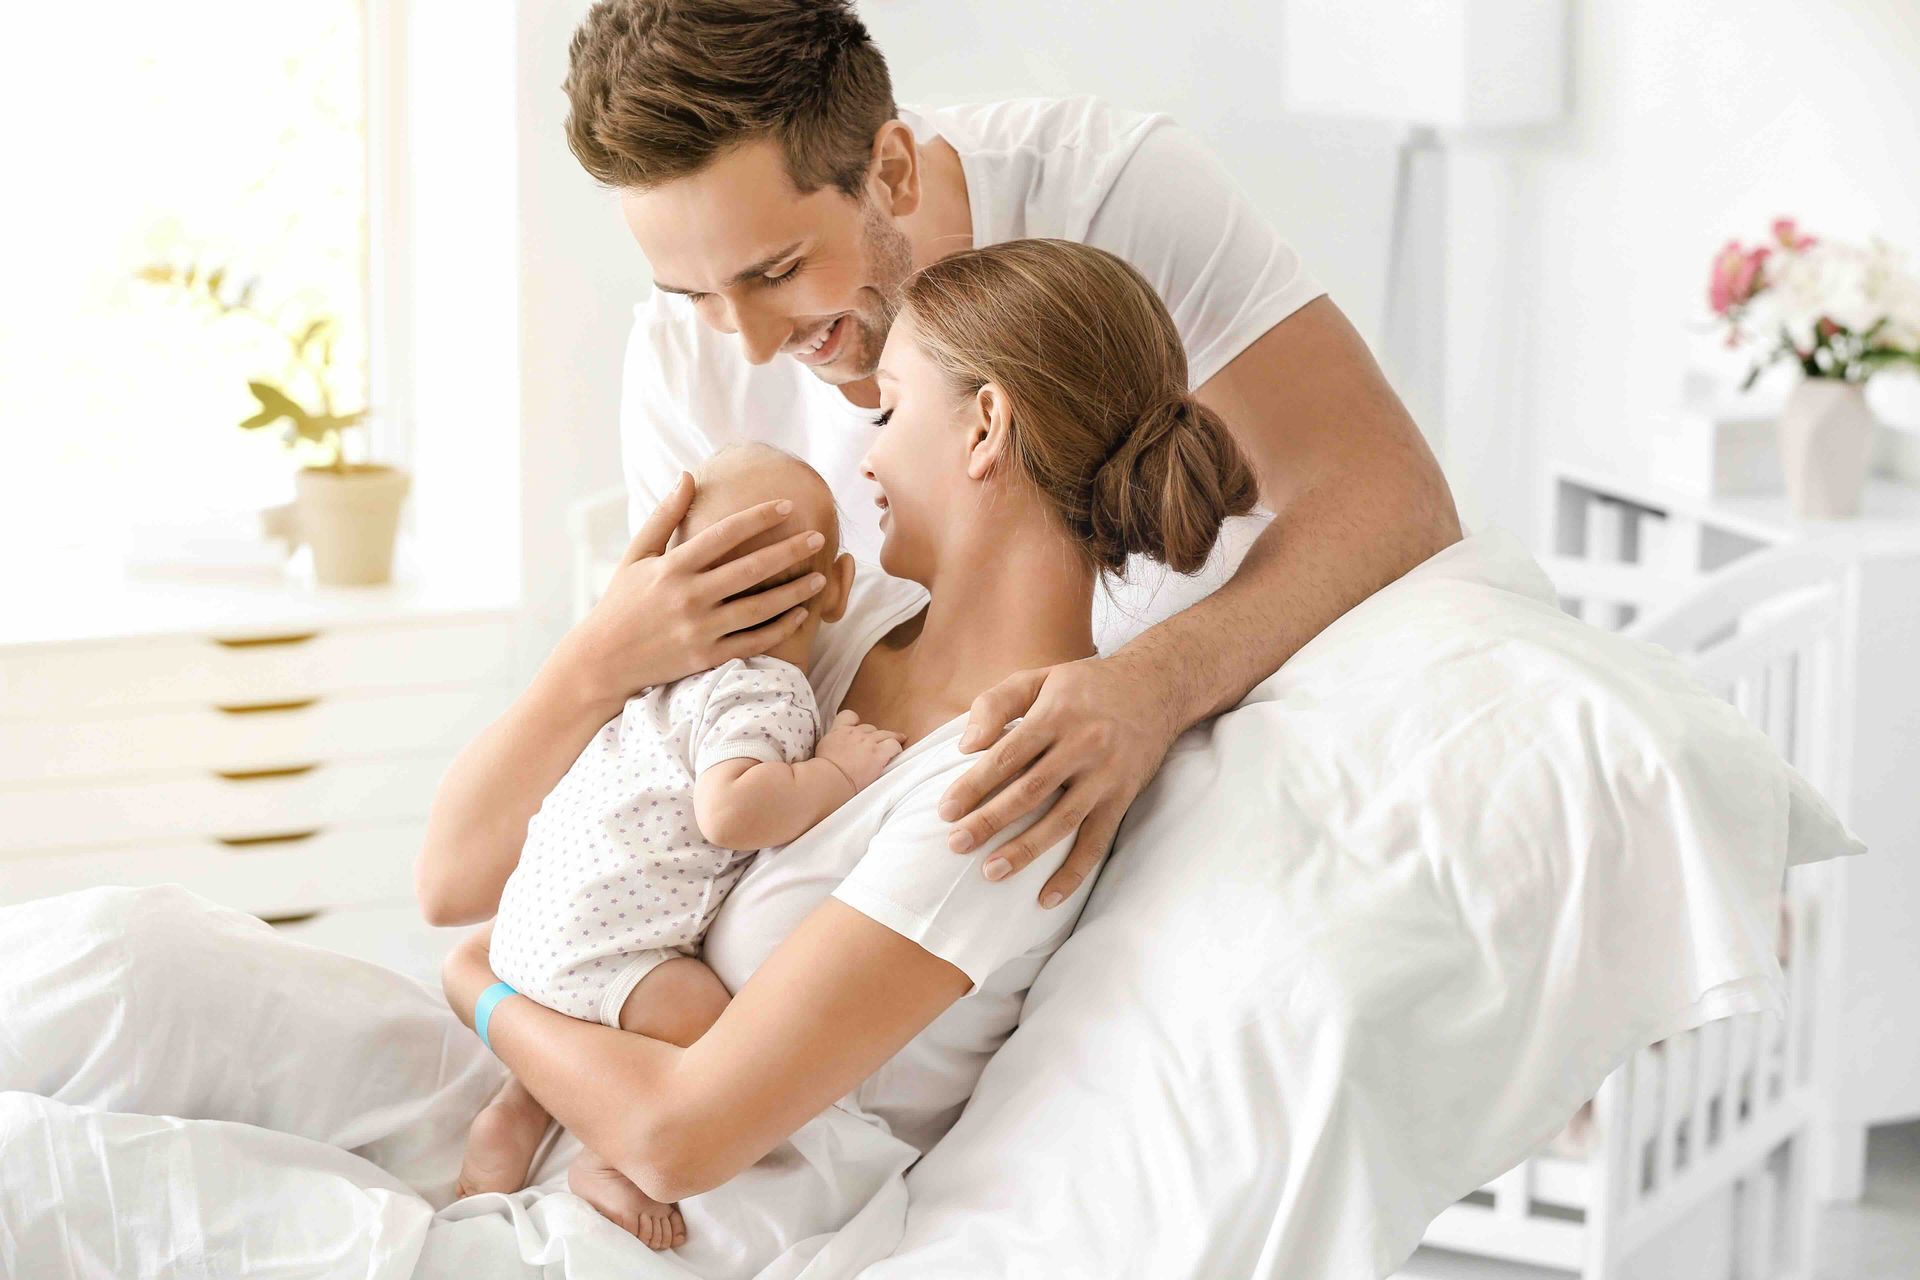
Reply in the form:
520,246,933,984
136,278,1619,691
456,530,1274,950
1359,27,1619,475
456,444,905,1247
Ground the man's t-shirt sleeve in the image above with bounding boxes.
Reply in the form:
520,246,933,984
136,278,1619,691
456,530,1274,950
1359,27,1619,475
1085,118,1327,390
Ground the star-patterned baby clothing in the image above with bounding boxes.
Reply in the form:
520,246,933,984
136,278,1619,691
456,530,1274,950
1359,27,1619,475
489,655,823,1027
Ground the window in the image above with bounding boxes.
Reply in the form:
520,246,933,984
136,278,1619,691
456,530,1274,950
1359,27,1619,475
0,3,375,551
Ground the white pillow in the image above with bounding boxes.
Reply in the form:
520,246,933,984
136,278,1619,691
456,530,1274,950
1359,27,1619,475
860,529,1858,1279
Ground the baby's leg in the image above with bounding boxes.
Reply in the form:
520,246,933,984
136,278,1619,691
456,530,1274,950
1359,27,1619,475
455,1073,551,1198
569,958,733,1250
613,955,733,1040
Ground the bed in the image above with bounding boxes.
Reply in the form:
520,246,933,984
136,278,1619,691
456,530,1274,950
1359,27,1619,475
0,528,1858,1278
1416,539,1862,1278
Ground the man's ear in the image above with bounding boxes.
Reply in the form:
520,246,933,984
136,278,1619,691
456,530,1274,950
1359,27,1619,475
868,119,920,219
818,551,857,624
964,382,1013,482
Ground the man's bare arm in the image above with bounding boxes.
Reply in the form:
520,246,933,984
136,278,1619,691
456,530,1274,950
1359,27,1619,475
1140,294,1462,722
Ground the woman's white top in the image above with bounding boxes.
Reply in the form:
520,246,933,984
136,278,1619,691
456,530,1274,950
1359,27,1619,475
618,95,1324,653
701,565,1094,1155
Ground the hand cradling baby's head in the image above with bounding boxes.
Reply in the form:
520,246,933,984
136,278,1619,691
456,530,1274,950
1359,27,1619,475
677,444,854,659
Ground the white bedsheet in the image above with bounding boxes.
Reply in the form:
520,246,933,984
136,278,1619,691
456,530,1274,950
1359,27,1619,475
0,529,1853,1279
0,885,922,1280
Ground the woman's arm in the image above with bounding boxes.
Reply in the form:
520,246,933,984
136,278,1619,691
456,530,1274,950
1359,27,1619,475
415,478,833,925
446,900,970,1202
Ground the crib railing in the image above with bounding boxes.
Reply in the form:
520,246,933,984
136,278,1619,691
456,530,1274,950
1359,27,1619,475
1421,542,1854,1280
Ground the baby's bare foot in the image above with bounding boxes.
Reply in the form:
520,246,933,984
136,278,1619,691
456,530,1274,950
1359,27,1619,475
455,1080,550,1198
569,1150,686,1251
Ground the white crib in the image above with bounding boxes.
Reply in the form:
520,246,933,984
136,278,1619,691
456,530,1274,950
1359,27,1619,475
1418,542,1855,1279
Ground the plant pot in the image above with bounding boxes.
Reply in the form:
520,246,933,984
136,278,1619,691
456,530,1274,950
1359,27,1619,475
1777,379,1873,519
294,464,410,585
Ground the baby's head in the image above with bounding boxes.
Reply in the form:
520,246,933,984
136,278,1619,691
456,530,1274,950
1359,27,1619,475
677,444,856,670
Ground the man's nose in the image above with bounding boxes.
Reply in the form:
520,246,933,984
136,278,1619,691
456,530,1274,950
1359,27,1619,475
731,299,784,366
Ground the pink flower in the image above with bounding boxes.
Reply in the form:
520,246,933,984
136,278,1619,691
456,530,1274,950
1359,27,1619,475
1709,241,1770,315
1772,217,1817,251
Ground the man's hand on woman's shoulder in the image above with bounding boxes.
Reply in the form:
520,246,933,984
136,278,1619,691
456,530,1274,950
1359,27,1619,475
937,650,1179,909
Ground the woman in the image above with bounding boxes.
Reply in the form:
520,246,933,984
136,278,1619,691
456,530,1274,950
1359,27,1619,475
0,239,1257,1276
427,236,1261,1274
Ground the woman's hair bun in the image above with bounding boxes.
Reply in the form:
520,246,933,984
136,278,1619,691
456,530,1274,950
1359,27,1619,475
1086,391,1260,575
899,239,1262,576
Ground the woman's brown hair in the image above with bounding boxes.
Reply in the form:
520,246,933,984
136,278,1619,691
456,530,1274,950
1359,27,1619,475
901,239,1260,575
563,0,895,197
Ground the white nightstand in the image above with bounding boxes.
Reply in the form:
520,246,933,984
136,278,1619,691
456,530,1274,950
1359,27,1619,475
1543,460,1920,1201
0,548,521,986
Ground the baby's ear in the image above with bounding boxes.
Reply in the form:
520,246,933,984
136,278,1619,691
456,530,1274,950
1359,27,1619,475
818,551,856,624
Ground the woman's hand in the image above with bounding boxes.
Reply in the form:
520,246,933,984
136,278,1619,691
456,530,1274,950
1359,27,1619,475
442,922,499,1031
937,650,1180,908
555,473,833,707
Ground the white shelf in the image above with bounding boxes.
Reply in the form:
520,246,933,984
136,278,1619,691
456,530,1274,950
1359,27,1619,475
1551,460,1920,554
0,540,520,650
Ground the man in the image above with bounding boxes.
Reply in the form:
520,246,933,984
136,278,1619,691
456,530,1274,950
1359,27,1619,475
568,0,1462,906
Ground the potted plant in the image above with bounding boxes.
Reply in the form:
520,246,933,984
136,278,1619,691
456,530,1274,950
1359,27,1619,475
135,260,410,584
1708,219,1920,517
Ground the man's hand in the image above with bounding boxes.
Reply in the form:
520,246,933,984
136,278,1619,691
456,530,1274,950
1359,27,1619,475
558,473,831,707
937,651,1178,908
815,709,907,794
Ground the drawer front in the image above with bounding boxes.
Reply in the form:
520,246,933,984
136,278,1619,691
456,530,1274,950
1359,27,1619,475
0,821,426,919
1,754,453,854
1,617,515,718
1,685,508,783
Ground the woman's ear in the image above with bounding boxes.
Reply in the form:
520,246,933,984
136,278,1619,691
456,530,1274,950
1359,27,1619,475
818,551,857,624
868,120,920,219
964,382,1013,482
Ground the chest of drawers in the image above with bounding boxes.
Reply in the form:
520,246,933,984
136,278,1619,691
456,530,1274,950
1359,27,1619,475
0,555,520,983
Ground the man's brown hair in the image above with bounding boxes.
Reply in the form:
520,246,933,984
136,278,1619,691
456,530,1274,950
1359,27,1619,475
564,0,897,197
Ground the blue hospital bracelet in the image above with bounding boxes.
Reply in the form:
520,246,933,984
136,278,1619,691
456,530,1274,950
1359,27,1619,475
473,981,520,1053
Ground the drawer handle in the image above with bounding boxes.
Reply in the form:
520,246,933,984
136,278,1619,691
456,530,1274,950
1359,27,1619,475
212,631,319,650
217,828,324,848
214,698,319,716
258,910,320,927
214,763,319,782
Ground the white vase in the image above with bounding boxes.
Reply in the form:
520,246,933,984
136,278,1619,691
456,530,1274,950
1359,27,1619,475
1777,379,1874,519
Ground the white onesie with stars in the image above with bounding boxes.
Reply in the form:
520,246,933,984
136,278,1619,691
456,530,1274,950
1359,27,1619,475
489,655,822,1027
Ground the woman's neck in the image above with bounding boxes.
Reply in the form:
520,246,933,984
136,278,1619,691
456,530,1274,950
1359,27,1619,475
891,523,1098,723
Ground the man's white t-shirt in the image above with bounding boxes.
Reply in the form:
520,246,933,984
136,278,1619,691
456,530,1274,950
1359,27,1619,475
619,95,1326,653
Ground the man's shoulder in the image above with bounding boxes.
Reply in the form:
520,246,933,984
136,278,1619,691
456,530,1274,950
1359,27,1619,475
913,94,1163,159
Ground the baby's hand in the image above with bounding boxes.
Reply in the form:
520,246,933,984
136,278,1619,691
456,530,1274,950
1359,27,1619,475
816,709,906,794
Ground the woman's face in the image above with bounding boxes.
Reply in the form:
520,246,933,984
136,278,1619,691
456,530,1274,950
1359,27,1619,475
859,309,982,586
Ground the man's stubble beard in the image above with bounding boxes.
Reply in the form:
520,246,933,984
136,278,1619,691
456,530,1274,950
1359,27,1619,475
812,199,916,385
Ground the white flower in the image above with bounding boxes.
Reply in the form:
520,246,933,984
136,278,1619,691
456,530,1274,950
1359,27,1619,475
1863,239,1920,353
1756,238,1920,355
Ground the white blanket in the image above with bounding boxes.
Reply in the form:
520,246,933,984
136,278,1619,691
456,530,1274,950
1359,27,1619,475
0,530,1852,1279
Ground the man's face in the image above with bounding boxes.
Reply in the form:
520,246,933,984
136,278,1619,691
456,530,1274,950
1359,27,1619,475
621,139,915,386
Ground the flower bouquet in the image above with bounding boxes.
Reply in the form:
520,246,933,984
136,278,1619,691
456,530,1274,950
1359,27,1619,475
1708,220,1920,517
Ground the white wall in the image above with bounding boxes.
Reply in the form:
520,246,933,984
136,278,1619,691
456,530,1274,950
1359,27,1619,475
513,0,650,674
1445,0,1920,541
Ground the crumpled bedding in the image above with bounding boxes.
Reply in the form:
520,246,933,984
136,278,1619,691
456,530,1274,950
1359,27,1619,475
0,529,1856,1279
